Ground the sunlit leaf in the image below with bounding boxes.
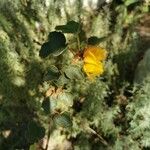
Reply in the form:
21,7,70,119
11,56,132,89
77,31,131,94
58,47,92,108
57,92,74,108
54,112,72,128
124,0,139,6
65,65,83,80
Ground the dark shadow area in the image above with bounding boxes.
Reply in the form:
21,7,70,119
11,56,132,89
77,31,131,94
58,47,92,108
0,1,46,149
0,47,45,149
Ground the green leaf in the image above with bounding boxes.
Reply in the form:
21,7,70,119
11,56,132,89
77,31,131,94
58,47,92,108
141,5,149,13
50,99,58,113
44,65,60,81
29,144,36,150
42,98,51,114
48,31,66,44
56,74,69,86
52,46,67,57
26,121,45,143
39,42,51,58
55,21,80,33
88,36,107,45
39,31,67,58
42,97,57,114
64,65,83,80
57,92,74,108
124,0,139,6
54,112,72,128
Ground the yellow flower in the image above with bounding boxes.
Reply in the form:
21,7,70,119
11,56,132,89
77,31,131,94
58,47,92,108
83,62,104,78
84,46,107,61
83,46,107,78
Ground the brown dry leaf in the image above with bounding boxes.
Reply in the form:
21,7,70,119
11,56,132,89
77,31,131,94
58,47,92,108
116,95,128,106
45,86,55,97
45,87,63,98
52,87,63,98
71,52,82,64
71,57,80,64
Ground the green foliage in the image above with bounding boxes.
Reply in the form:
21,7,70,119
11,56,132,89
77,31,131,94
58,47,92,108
126,81,150,148
124,0,139,6
134,49,150,83
29,144,37,150
123,49,150,148
113,135,140,150
125,49,150,148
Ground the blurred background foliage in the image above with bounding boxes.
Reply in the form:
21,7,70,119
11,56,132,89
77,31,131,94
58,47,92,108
0,0,149,149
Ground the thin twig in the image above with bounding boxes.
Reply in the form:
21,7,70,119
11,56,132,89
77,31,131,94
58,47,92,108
87,127,108,146
45,118,53,150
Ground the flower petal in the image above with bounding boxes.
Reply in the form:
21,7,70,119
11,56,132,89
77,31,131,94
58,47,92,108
83,62,104,78
83,51,99,65
84,46,107,61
